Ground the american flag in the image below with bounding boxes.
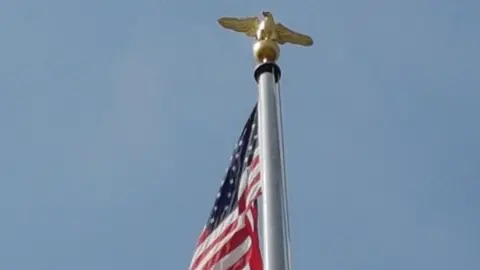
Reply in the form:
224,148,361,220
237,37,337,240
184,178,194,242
189,105,263,270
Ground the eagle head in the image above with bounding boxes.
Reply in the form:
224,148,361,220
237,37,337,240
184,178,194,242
261,11,272,18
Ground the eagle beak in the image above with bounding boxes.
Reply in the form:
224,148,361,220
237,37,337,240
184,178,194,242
261,11,269,17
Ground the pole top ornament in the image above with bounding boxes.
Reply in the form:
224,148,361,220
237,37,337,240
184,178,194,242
218,11,313,63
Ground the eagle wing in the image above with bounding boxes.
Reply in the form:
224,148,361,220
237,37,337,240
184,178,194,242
275,23,314,46
217,16,259,37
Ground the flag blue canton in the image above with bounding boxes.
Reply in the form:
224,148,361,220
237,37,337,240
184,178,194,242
206,107,258,232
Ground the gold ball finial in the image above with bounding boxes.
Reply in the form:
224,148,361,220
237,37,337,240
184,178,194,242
253,40,280,63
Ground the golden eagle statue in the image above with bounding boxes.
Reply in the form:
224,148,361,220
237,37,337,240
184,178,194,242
217,11,313,46
217,11,313,62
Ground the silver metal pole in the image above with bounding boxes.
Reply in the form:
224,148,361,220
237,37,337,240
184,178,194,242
254,62,288,270
275,82,292,270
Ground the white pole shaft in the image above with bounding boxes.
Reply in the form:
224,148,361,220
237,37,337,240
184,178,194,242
255,62,288,270
275,83,292,270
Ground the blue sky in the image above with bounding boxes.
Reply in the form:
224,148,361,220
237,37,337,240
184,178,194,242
1,0,479,269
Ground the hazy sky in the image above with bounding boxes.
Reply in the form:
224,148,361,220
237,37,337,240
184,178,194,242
1,0,479,269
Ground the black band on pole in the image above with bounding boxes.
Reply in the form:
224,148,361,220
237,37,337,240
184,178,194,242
254,62,281,83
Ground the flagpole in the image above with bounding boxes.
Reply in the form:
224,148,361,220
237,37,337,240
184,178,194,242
275,82,293,270
217,12,313,270
254,59,288,270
